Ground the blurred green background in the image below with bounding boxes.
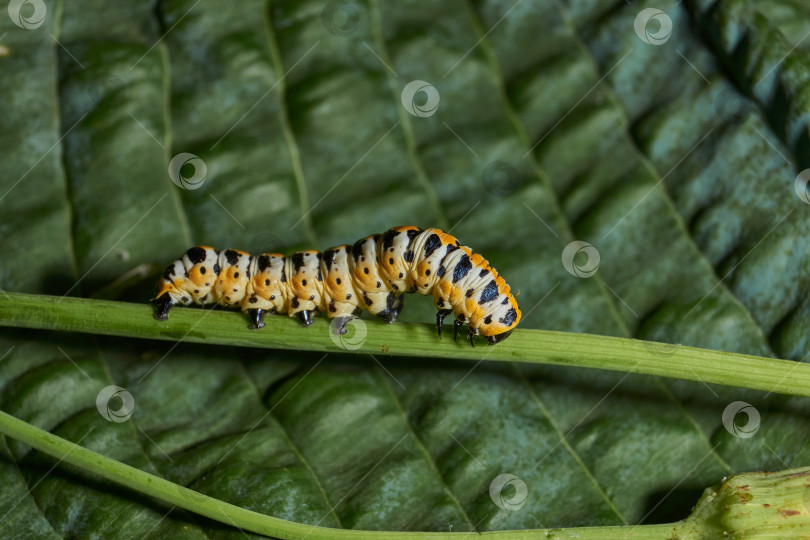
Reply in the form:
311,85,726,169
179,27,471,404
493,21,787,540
2,0,810,536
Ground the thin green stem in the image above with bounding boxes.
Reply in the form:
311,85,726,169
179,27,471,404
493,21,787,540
0,409,680,539
2,292,810,397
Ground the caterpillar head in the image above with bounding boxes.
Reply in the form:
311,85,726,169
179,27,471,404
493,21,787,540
476,282,521,344
479,298,520,343
153,261,193,320
153,246,219,320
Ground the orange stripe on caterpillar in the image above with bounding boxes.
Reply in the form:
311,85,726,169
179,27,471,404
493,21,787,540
152,227,521,346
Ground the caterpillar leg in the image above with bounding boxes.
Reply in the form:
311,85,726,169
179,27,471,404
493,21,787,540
485,330,512,345
453,319,463,341
467,326,476,348
435,309,452,338
248,308,266,330
377,293,404,324
297,310,318,327
154,295,174,321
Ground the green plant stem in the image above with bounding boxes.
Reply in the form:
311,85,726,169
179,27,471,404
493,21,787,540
2,292,810,397
0,409,681,539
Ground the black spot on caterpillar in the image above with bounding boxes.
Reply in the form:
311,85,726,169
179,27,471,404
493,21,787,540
186,247,207,265
152,226,521,345
452,255,472,283
224,249,240,265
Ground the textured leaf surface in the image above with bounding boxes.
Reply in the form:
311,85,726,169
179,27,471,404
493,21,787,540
1,0,809,536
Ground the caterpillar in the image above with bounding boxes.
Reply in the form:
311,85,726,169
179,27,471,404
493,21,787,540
152,226,521,346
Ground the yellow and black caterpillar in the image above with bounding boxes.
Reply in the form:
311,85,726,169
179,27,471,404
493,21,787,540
153,226,521,345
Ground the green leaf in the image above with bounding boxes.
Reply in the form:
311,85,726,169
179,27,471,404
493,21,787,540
1,0,809,536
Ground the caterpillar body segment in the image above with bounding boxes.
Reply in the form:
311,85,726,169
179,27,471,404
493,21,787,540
153,226,521,345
